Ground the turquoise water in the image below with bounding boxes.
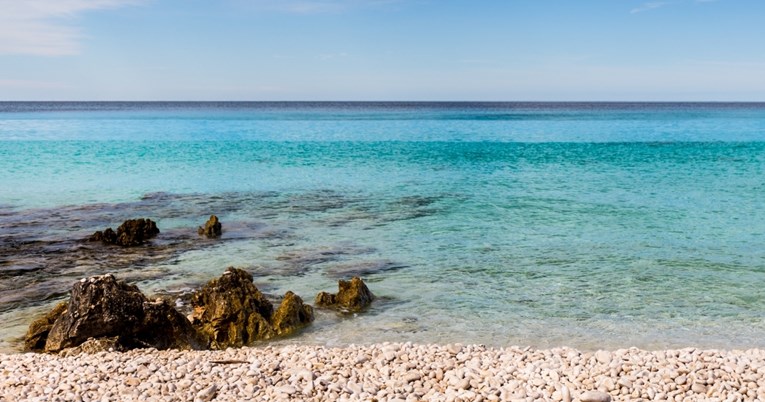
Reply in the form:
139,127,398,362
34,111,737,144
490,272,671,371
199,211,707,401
1,102,764,352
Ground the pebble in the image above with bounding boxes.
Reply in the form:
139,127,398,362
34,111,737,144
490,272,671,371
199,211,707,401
1,343,763,401
580,390,612,402
692,382,707,393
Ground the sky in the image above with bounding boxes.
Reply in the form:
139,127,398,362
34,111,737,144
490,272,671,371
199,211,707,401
0,0,764,101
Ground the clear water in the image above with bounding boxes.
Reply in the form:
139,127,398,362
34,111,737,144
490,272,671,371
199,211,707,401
1,102,764,352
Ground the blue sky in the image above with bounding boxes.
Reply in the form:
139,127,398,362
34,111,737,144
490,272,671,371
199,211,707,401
0,0,763,101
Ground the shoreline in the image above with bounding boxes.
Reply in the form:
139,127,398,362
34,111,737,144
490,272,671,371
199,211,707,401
2,342,763,401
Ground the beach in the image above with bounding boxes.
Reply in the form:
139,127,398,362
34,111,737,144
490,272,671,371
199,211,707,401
2,102,765,400
3,343,765,401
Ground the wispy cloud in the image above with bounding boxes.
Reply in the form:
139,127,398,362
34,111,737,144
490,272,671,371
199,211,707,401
0,0,142,56
630,1,668,14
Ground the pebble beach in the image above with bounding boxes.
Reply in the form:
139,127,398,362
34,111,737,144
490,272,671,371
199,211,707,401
2,343,765,402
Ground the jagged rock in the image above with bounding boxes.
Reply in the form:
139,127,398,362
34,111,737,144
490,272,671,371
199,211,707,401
315,276,374,312
89,218,159,247
41,274,202,353
190,267,275,349
24,301,68,352
89,228,117,244
315,291,336,306
198,215,222,238
271,291,314,336
190,268,315,348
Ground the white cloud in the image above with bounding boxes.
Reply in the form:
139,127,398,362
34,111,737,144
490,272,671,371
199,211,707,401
630,2,668,14
0,0,142,56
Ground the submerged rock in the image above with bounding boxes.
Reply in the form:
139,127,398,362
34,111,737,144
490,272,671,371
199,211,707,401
198,215,222,238
41,274,202,353
24,301,68,352
190,268,315,349
89,218,159,247
315,276,374,312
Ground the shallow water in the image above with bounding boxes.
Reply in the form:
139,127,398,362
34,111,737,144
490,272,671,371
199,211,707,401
1,102,765,352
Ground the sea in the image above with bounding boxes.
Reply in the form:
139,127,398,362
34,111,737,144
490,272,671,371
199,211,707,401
1,102,764,353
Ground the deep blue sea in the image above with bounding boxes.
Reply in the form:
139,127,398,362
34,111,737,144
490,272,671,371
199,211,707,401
1,102,764,352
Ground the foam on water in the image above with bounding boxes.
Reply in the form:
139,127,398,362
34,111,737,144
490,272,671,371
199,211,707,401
1,102,765,352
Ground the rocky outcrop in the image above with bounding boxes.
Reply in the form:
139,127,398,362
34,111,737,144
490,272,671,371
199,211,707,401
190,268,314,349
315,277,374,312
25,268,316,354
24,302,68,352
89,218,159,247
39,274,202,353
271,291,314,336
198,215,222,238
190,267,274,349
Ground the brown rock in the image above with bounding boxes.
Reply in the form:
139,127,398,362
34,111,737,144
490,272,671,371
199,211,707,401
271,291,314,336
24,301,68,352
315,276,374,312
198,215,222,238
190,267,275,349
42,274,202,353
315,291,336,306
58,336,125,357
89,218,159,247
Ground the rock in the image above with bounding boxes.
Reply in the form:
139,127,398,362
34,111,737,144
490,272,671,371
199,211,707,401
315,291,336,306
198,215,222,238
89,218,159,247
24,301,68,352
580,390,612,402
271,291,314,336
561,386,571,402
595,350,611,365
41,274,202,353
692,382,707,394
89,227,117,244
196,384,218,402
58,336,125,357
190,267,276,349
315,277,374,312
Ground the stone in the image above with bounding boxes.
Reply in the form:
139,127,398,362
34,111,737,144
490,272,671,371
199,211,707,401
580,390,612,402
41,273,202,353
315,277,374,312
692,382,707,393
196,384,218,402
198,215,222,238
24,301,68,352
89,218,159,247
59,336,125,356
190,267,275,349
270,291,314,337
595,350,611,365
561,386,571,402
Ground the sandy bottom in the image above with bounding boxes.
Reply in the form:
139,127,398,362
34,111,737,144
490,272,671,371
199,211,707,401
2,343,764,401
